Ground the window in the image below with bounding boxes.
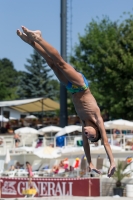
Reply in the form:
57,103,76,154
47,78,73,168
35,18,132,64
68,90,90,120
3,111,10,119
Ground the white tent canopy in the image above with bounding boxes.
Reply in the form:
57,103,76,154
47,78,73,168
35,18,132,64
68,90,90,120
0,97,59,113
104,119,133,130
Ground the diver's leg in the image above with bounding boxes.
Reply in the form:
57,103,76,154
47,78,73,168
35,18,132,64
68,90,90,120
17,29,68,85
21,26,84,86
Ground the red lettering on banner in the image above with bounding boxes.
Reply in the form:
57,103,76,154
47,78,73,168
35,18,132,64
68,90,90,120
1,178,100,198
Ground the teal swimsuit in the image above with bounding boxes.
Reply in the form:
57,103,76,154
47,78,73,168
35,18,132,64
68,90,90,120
66,73,89,94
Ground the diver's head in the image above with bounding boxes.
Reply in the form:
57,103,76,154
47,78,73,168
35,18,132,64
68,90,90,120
83,120,101,142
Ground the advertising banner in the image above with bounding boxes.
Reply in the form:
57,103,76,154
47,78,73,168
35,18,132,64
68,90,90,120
0,177,100,198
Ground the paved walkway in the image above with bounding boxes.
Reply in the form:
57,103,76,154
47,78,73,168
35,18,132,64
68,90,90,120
33,197,131,200
3,196,132,200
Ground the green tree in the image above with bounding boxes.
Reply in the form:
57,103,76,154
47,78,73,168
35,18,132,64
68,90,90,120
48,79,60,101
17,50,58,99
0,58,19,100
70,15,133,120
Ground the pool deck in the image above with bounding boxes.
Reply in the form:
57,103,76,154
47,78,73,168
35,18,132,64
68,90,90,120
2,196,132,200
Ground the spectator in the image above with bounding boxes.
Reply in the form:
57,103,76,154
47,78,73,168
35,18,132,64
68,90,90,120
0,137,3,145
26,161,34,188
52,165,59,174
5,122,10,130
58,160,64,168
15,162,24,169
62,158,69,170
9,165,15,171
14,133,21,147
58,158,69,171
36,134,43,148
19,120,24,127
112,129,121,146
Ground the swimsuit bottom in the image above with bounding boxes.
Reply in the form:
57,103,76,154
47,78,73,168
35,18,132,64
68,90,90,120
66,73,89,94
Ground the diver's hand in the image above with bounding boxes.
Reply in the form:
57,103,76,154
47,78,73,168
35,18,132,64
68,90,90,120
16,29,33,45
108,164,116,178
89,163,101,175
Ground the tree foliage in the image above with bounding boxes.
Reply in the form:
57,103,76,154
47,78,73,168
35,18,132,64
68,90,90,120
17,50,58,100
0,58,19,100
70,15,133,120
48,79,60,101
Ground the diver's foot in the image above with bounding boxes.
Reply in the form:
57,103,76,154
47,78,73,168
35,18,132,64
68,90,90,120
16,29,33,45
21,26,42,42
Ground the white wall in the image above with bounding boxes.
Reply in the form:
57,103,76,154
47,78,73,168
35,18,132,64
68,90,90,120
2,107,29,119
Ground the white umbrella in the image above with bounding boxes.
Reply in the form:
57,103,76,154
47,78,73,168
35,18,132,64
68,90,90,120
33,146,61,158
104,119,133,130
38,125,62,135
0,115,9,122
5,149,11,164
14,127,39,135
55,125,82,137
25,115,38,119
9,116,17,120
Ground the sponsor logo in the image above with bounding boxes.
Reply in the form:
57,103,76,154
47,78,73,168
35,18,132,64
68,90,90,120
18,181,73,196
2,180,73,196
2,181,17,195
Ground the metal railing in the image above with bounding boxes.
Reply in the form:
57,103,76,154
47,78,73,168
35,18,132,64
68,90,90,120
0,133,133,154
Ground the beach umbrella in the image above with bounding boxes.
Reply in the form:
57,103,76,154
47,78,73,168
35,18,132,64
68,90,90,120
104,119,133,130
14,127,39,135
14,127,38,147
9,116,17,120
38,125,62,135
0,115,9,122
25,115,38,119
33,146,61,159
5,149,11,164
55,125,82,137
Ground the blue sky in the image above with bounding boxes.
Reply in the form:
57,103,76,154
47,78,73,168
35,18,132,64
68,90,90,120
0,0,133,74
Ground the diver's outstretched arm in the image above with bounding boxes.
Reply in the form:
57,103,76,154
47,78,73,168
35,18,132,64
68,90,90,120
82,126,101,175
96,114,116,177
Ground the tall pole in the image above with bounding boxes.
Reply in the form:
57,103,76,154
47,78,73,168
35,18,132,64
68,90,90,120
60,0,68,127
